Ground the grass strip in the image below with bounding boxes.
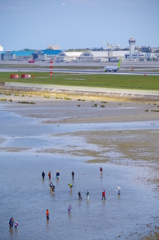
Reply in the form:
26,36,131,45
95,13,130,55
0,72,159,90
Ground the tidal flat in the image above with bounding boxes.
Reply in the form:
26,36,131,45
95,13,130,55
0,91,159,239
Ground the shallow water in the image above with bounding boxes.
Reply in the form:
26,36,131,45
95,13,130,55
1,107,159,136
0,106,159,239
0,153,158,240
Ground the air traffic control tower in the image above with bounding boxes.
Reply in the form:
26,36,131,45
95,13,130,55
129,37,136,58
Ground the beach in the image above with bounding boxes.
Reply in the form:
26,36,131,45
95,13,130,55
0,84,159,239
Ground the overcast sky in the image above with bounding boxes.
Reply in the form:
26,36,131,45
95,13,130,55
0,0,159,50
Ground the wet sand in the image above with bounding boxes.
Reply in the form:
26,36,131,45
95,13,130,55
0,87,159,239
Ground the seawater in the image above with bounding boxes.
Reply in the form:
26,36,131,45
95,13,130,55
0,108,159,239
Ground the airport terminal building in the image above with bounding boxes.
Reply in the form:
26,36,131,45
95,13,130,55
1,37,159,62
56,50,129,62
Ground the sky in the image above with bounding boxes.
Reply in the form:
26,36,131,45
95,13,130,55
0,0,159,50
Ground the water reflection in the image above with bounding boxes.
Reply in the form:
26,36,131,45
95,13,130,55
100,173,103,179
0,109,159,239
9,227,13,235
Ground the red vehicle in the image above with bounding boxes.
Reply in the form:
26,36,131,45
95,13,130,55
28,60,35,63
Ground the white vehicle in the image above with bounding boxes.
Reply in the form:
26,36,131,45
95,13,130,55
104,59,121,72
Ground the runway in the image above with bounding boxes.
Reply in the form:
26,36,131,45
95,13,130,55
1,60,159,68
0,60,159,75
0,67,159,76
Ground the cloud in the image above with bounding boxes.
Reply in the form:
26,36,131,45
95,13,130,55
62,3,65,6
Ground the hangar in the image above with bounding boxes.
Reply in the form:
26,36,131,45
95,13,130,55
56,50,129,62
56,52,83,62
80,51,108,62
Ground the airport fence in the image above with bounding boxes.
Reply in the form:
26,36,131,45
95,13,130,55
5,82,159,96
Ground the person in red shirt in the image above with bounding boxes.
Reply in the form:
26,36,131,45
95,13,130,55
48,171,51,179
46,209,49,220
102,190,106,200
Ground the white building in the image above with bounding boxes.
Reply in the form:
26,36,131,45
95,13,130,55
57,50,129,62
108,51,129,61
145,53,158,60
56,52,83,62
80,51,108,62
79,51,128,62
0,45,3,51
150,47,159,53
125,52,145,61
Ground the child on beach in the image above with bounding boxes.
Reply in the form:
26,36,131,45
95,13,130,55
14,222,18,229
68,205,72,213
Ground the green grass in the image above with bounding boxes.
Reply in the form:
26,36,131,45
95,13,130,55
0,72,159,90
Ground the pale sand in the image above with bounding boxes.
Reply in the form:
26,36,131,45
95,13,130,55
0,88,159,123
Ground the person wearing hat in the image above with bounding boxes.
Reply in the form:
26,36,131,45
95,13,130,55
9,217,14,228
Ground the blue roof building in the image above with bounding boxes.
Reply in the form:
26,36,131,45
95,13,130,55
42,49,61,55
11,50,35,57
0,49,62,60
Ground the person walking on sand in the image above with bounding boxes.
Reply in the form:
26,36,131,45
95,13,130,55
46,209,49,220
117,186,121,195
9,217,14,228
49,182,53,192
42,171,45,179
78,191,82,200
86,190,90,200
49,182,53,188
68,183,73,189
71,171,75,180
102,190,106,200
48,171,51,179
56,170,60,179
